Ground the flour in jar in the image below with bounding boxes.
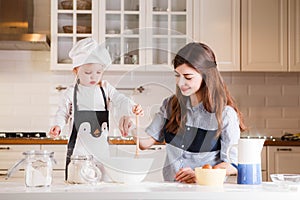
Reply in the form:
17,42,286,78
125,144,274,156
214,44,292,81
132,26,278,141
25,159,52,187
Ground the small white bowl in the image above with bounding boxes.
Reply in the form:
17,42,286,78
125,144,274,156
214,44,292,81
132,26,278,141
195,167,226,186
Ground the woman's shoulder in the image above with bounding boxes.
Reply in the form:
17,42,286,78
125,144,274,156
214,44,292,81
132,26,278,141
161,94,175,106
223,105,239,121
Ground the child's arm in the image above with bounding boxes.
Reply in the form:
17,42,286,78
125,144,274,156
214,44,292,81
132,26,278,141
49,87,73,137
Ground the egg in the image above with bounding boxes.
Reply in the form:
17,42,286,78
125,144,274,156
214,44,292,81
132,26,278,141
202,164,212,169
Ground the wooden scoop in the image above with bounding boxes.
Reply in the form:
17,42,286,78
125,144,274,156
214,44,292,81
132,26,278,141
135,114,139,158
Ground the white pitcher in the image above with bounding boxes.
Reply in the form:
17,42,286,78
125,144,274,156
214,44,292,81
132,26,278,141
227,138,265,184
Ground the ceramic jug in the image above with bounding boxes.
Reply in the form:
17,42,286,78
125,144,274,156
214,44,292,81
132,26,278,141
227,138,265,184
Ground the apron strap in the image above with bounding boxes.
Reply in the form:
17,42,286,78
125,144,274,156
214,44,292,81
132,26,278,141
100,86,108,111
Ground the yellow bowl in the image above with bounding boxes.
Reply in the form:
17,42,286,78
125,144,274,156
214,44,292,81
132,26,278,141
195,167,226,186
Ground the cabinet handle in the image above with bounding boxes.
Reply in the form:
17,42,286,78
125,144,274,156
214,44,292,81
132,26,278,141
0,147,10,150
146,147,162,151
277,148,292,151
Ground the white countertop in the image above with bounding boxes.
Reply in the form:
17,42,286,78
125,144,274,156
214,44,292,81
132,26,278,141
1,177,300,200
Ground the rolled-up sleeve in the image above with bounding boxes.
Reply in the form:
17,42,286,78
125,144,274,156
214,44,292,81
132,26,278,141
145,97,172,142
53,87,73,130
220,106,240,164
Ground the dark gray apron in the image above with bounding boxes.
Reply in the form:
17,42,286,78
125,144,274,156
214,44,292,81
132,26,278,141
65,84,109,180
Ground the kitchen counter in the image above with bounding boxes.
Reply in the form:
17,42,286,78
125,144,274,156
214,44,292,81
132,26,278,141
0,138,67,145
0,178,299,200
264,140,300,146
1,137,300,146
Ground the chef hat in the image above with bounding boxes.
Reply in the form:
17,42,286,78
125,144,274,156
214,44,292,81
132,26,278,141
69,38,112,69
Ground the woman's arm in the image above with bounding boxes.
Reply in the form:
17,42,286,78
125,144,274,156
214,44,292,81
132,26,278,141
133,134,156,150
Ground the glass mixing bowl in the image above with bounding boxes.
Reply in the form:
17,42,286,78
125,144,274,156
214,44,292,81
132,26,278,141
270,174,300,185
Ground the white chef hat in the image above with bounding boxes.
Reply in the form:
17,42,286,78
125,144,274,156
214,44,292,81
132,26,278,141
69,38,112,69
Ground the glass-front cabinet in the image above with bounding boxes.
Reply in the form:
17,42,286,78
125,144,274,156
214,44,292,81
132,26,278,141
51,0,193,71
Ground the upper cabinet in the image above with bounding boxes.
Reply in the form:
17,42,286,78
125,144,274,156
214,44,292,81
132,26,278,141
241,0,300,72
51,0,299,72
193,0,240,71
288,0,300,71
51,0,97,71
51,0,193,71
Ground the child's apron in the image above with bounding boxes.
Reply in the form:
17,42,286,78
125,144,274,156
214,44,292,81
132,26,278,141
65,84,109,180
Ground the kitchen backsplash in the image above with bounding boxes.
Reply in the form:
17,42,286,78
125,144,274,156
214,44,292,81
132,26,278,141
0,51,300,138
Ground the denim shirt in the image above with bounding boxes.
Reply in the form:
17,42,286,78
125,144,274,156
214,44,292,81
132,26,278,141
145,96,240,181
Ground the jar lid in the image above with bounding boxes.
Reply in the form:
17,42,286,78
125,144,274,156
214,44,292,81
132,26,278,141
23,150,54,157
70,155,93,160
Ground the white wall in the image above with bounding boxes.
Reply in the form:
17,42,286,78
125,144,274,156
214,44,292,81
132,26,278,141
0,50,300,138
0,51,175,136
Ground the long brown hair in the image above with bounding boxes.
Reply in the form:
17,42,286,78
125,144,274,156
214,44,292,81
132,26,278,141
165,42,247,136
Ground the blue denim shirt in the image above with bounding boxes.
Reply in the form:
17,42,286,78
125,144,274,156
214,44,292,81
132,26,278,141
145,96,240,181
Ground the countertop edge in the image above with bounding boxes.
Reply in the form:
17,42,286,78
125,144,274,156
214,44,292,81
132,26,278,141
1,139,300,146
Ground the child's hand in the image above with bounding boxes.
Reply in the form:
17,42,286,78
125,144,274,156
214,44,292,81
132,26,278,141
49,126,61,138
119,116,133,137
132,104,144,116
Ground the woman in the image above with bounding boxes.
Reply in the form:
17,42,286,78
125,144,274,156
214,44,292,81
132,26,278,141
120,42,246,183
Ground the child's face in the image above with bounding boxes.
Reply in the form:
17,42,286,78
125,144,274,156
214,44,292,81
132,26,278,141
77,63,104,86
174,64,203,97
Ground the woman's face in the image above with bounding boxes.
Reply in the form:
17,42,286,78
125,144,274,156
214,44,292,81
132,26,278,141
77,63,104,86
174,64,203,96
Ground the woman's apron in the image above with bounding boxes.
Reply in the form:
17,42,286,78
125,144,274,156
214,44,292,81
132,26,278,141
65,84,109,180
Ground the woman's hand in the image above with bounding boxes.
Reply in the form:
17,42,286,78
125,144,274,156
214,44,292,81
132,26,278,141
132,104,144,116
213,162,237,176
49,126,61,138
175,167,196,184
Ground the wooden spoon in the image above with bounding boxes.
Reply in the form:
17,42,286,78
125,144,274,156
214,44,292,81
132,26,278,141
135,114,139,158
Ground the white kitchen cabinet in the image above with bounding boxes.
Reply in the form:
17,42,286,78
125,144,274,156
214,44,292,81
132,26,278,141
0,145,40,177
267,146,300,181
115,145,166,181
51,0,193,71
288,0,300,71
193,0,240,71
51,0,98,70
261,146,267,181
241,0,300,72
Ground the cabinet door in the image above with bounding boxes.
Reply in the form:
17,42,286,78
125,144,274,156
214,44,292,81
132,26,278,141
241,0,288,71
115,145,166,181
194,0,240,71
288,0,300,71
51,0,98,70
267,146,300,181
145,0,193,71
261,147,267,181
99,0,145,71
0,145,40,177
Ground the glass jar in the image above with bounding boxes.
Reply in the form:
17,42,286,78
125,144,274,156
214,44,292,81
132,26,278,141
7,150,54,187
67,155,101,184
24,150,54,187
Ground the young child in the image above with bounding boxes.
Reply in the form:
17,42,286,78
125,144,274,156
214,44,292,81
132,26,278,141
49,38,143,181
